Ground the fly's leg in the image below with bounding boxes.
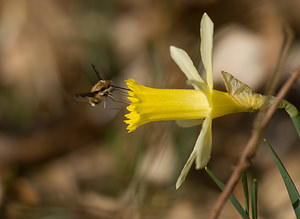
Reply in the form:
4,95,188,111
108,94,129,105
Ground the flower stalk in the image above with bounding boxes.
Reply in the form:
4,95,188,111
279,99,300,138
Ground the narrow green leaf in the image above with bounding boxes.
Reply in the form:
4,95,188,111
205,167,250,219
265,139,300,218
251,179,258,219
242,171,249,215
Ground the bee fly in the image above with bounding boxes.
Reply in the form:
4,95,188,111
75,64,130,108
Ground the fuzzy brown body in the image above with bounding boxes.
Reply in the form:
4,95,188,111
88,80,113,106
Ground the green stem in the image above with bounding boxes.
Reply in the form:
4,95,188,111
290,113,300,139
279,99,300,139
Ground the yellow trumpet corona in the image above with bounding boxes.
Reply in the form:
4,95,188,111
125,79,255,133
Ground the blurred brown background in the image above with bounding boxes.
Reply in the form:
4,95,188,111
0,0,300,218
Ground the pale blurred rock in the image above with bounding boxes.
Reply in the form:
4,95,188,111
112,16,147,63
213,26,267,90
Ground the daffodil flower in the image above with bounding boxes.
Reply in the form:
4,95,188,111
124,13,297,189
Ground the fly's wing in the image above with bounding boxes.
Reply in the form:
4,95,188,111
74,91,98,102
75,91,98,98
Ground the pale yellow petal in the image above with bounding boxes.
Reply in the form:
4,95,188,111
176,115,212,189
176,146,196,189
195,114,212,169
200,13,214,90
170,46,205,89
